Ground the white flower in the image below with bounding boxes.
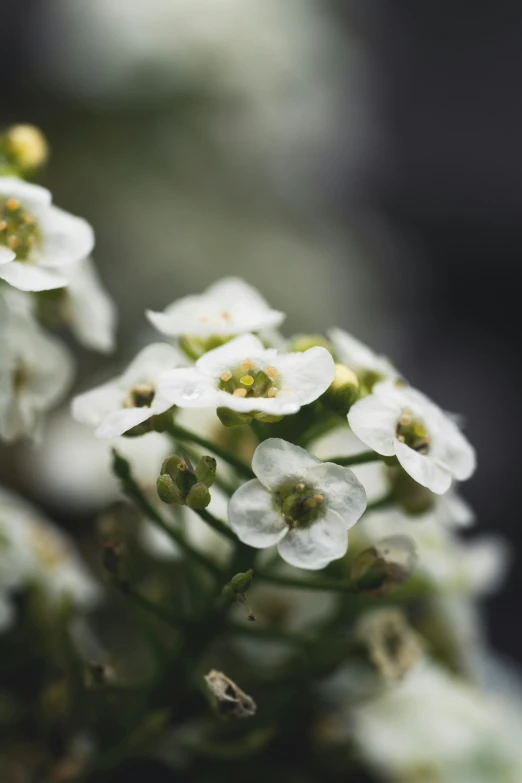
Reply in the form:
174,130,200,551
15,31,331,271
72,343,183,438
158,333,335,417
0,486,100,627
348,379,476,494
228,438,367,569
328,327,398,386
0,307,74,442
147,277,285,345
0,177,94,291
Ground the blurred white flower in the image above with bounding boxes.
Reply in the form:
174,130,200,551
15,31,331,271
0,306,74,442
0,486,100,630
147,277,284,342
158,333,335,418
229,438,366,569
0,178,94,291
72,343,183,438
348,380,476,494
328,327,398,386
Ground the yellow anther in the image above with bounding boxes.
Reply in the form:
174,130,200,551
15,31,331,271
220,370,232,382
22,212,34,225
266,366,278,380
267,387,278,398
0,221,7,232
221,311,231,322
241,359,253,371
295,482,305,492
233,388,247,397
7,235,19,250
305,498,318,509
313,494,324,503
397,435,405,443
122,395,134,408
240,375,254,386
399,410,413,426
27,236,34,248
6,197,20,211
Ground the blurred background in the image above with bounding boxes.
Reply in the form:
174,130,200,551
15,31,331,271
1,0,520,663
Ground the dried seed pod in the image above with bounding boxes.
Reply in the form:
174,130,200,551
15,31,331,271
204,670,257,720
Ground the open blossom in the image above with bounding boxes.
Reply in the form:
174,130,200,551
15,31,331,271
146,277,285,346
328,327,398,388
0,306,74,442
228,438,367,569
0,177,94,291
72,343,183,438
158,333,335,417
348,380,476,494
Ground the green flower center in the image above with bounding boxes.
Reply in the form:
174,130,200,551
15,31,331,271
0,196,41,261
274,480,325,529
218,359,280,400
123,384,155,409
396,409,431,454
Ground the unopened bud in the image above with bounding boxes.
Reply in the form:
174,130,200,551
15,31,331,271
195,455,217,487
204,670,256,719
217,407,253,427
185,482,211,510
289,334,333,353
355,608,422,681
390,467,435,515
160,454,197,497
156,474,183,504
224,569,254,598
2,124,49,174
323,363,359,415
352,535,417,596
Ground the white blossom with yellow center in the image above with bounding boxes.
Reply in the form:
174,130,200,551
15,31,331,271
158,333,335,417
0,178,94,291
228,438,367,570
348,380,476,494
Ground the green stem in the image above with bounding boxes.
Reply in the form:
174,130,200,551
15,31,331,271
165,421,254,479
119,584,187,630
256,568,356,594
249,419,271,443
327,451,382,467
193,508,237,543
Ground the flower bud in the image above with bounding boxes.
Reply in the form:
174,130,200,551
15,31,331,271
2,124,49,175
351,535,417,596
224,568,254,598
160,454,197,497
217,407,253,427
323,363,359,415
289,334,333,353
195,455,217,487
389,467,435,515
156,474,183,504
185,482,211,510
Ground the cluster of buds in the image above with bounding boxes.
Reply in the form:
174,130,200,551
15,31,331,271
156,454,216,510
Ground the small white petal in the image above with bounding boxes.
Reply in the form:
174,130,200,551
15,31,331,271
38,206,95,267
228,479,287,547
95,407,155,439
394,439,452,495
0,177,52,213
72,382,123,429
196,334,267,376
439,416,476,480
0,262,67,291
218,388,300,416
348,394,400,456
64,257,117,353
120,342,184,387
0,247,15,265
328,327,397,378
158,367,220,408
252,438,321,491
305,462,367,527
275,346,336,406
277,509,349,570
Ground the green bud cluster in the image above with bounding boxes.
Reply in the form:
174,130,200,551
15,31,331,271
157,454,216,509
0,196,41,261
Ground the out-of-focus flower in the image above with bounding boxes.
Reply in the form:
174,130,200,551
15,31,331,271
158,333,335,420
348,380,476,494
0,305,73,442
229,438,366,569
328,327,398,390
72,343,182,438
147,278,284,349
1,125,49,176
0,178,94,291
354,608,423,681
0,486,100,630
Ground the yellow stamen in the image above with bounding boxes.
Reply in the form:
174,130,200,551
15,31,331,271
240,375,254,386
241,359,253,371
295,483,305,492
305,498,318,509
6,197,20,211
220,370,232,382
22,212,34,225
7,235,19,250
266,366,278,380
233,388,247,398
267,387,278,398
0,220,7,232
221,311,231,322
313,494,324,503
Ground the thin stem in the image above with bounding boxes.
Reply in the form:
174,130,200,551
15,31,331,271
165,421,254,479
119,584,186,630
249,419,271,443
193,508,237,542
256,567,356,594
327,451,382,467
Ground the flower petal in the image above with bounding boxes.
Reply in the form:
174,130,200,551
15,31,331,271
196,334,267,375
64,257,117,353
228,479,287,547
120,343,184,387
72,381,123,429
348,393,400,456
0,262,67,291
439,416,476,481
252,438,321,491
277,509,349,570
95,407,155,439
305,462,367,527
275,346,335,406
0,247,15,265
328,327,396,377
158,367,219,408
38,206,95,267
394,439,452,495
0,178,52,214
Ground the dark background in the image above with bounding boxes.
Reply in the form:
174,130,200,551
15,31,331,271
1,0,520,663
